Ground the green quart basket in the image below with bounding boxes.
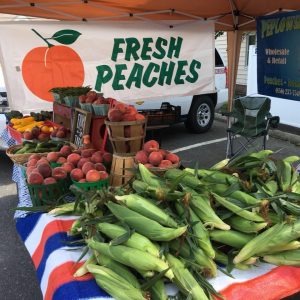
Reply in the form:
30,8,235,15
72,177,109,191
92,104,109,116
50,162,63,168
27,178,72,206
63,96,79,108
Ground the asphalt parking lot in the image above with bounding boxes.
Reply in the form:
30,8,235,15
0,118,300,300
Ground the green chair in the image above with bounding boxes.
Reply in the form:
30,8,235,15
225,96,280,158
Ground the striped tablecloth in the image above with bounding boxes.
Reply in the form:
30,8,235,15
15,212,300,300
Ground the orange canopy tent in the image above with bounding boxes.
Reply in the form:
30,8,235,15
1,0,300,110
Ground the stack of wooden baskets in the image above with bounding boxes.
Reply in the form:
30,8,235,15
105,119,147,186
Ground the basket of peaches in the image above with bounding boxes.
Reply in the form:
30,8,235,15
134,139,181,175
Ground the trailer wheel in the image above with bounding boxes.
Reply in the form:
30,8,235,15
185,96,215,133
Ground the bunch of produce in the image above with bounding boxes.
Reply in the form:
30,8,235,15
29,111,52,121
9,116,44,133
64,149,112,183
5,110,23,121
42,150,300,300
49,86,92,99
50,126,70,140
13,140,69,154
79,91,110,105
25,152,69,185
108,102,145,122
135,139,180,169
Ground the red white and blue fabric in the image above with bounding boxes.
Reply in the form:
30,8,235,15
15,212,300,300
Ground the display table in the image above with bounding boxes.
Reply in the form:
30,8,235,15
3,127,300,300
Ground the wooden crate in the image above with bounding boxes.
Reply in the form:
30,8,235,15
110,154,134,187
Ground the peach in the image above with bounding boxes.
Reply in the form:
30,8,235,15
115,103,127,114
23,131,33,140
67,153,81,167
38,133,49,141
79,179,86,183
86,91,97,100
85,96,95,104
77,157,91,169
135,150,148,164
52,167,67,180
37,163,52,178
70,168,84,181
57,156,67,164
28,172,44,185
82,162,95,175
143,140,159,153
28,154,41,161
44,177,57,185
51,130,57,138
81,149,96,158
102,152,112,164
99,171,109,180
56,130,66,138
166,153,180,164
158,149,168,159
60,145,72,157
36,158,49,167
86,170,101,182
27,158,38,167
148,151,163,167
94,163,106,172
26,166,37,177
62,162,75,173
79,95,86,103
122,113,136,122
144,163,154,169
47,152,60,162
31,127,40,139
108,109,123,122
91,152,103,164
135,113,145,120
159,160,173,168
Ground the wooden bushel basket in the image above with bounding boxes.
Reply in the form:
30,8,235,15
104,119,146,155
110,154,135,187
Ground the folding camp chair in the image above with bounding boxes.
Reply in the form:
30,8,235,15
225,96,280,158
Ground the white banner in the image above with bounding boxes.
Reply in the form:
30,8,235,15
0,21,214,113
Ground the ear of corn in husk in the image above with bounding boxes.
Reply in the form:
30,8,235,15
226,215,268,233
150,279,168,300
263,249,300,266
94,251,141,289
86,264,145,300
210,158,230,170
170,239,217,278
189,169,239,185
234,220,300,264
73,254,96,277
96,222,159,257
88,239,174,280
115,194,178,228
68,219,82,236
165,168,203,190
229,190,261,206
139,163,165,188
214,249,251,270
188,193,230,230
107,202,187,241
209,229,254,249
166,254,209,300
212,193,265,222
48,202,77,216
132,180,184,202
174,202,215,259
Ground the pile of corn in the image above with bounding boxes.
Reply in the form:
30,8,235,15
50,150,300,300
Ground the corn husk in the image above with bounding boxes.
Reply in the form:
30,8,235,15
263,249,300,266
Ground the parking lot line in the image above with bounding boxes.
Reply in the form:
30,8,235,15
171,137,227,153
